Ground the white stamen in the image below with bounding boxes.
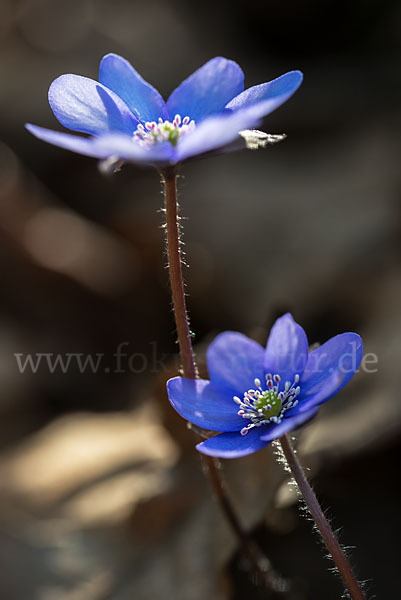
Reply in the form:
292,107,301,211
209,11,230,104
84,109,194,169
233,372,301,430
133,114,196,147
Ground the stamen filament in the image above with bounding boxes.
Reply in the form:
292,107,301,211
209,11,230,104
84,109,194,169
134,114,195,148
235,372,301,435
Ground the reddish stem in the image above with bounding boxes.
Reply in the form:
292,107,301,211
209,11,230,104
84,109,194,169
279,434,366,600
161,167,286,595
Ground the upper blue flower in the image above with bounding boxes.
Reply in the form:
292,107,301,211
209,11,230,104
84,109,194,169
26,54,303,168
167,314,363,458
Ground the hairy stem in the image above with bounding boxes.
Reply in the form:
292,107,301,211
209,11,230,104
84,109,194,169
161,167,286,594
279,434,366,600
162,168,197,379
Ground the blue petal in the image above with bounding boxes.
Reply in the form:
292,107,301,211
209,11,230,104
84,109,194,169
206,332,265,394
259,407,318,442
26,124,114,158
196,427,269,458
264,313,309,385
166,377,245,432
175,108,261,162
49,74,138,135
91,133,173,164
291,333,363,413
225,70,303,114
26,125,173,165
167,57,244,123
99,53,168,124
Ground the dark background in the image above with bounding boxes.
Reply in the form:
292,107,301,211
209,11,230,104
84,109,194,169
0,0,400,598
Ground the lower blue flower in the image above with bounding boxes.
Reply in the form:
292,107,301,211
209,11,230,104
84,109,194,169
167,314,363,458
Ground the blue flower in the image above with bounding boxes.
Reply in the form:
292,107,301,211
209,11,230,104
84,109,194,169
167,314,363,458
26,54,303,168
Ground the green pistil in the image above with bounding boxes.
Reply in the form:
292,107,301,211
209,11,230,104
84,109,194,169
134,115,195,148
254,390,282,419
152,124,180,147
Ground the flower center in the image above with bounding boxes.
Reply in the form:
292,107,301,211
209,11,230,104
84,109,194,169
133,114,195,148
234,373,300,436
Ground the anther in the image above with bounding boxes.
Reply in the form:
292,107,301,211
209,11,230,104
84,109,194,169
234,372,302,430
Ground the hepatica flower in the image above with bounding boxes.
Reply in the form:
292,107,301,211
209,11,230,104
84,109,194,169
167,314,363,458
26,54,303,168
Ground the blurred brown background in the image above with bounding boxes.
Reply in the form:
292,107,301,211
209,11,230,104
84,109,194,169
0,0,400,598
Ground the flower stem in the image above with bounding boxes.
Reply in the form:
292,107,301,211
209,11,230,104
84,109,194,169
162,168,197,380
161,167,286,595
279,434,366,600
